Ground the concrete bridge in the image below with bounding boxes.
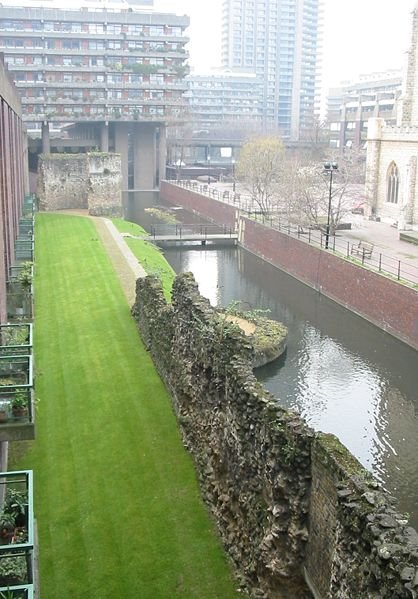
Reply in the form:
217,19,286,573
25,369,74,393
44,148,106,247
145,223,238,247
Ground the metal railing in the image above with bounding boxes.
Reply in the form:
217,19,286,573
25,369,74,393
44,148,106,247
0,471,34,596
172,180,418,288
149,222,236,239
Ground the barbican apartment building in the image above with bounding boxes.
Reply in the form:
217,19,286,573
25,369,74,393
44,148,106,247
221,0,321,141
0,0,189,189
327,70,402,150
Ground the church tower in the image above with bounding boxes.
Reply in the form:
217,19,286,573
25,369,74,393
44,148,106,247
398,1,418,125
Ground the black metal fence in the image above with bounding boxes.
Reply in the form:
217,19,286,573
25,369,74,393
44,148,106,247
173,180,418,288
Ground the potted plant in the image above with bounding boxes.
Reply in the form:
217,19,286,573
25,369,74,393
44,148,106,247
0,402,8,424
11,391,27,419
0,555,27,586
0,512,15,544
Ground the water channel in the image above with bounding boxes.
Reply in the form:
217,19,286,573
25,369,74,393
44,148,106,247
126,191,418,529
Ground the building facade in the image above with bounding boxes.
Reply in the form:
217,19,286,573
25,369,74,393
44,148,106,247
185,71,264,130
365,3,418,229
221,0,321,141
0,1,189,189
0,54,28,323
327,70,402,150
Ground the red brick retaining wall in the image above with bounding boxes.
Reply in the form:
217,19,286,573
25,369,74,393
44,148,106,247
160,182,418,350
241,218,418,350
160,181,237,228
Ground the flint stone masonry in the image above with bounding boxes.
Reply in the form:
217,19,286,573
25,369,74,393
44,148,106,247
37,152,122,216
132,272,418,599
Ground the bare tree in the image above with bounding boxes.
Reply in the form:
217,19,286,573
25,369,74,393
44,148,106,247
280,149,366,231
236,136,286,217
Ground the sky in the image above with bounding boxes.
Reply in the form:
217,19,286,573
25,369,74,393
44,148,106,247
154,0,417,91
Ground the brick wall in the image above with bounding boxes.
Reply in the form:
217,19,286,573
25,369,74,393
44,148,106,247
160,181,238,228
160,183,418,351
241,218,418,350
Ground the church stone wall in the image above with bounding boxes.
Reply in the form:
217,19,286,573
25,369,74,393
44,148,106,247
132,273,418,599
366,123,418,226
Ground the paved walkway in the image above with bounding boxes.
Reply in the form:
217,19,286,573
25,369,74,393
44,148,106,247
93,218,146,305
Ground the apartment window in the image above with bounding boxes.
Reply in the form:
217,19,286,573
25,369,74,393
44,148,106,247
89,24,104,34
150,90,164,99
89,41,105,50
150,74,164,84
107,24,121,34
128,25,143,35
150,26,164,36
108,41,121,49
128,75,142,84
386,162,399,204
63,73,73,82
128,41,143,50
64,40,80,50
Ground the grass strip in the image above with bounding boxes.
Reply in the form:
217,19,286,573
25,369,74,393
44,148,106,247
12,213,243,599
112,218,175,300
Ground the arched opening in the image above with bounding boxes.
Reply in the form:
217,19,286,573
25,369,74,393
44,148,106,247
386,162,399,204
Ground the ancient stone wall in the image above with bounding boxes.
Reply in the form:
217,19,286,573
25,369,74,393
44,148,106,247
87,153,122,217
132,273,418,598
37,153,122,216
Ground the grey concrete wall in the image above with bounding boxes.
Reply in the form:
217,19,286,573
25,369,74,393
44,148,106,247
133,123,156,190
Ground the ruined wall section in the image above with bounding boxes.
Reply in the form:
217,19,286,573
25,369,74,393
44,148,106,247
38,154,88,211
87,153,122,217
132,272,418,599
132,273,313,597
37,153,122,216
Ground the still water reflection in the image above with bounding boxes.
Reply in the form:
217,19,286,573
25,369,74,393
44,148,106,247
125,191,418,528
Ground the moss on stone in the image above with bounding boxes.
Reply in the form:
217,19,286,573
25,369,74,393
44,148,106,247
317,433,366,477
220,308,287,368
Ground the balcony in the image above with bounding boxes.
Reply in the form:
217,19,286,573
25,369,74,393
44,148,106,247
0,325,32,357
6,264,33,322
0,471,35,597
0,355,34,441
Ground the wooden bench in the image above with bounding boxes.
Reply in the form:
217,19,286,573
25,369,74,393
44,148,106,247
350,240,374,258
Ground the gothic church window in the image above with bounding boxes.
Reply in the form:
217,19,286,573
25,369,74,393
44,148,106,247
386,162,399,203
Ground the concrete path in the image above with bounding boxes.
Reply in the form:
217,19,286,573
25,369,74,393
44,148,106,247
93,218,146,306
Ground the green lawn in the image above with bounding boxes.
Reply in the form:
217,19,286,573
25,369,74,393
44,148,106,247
13,213,242,599
112,218,175,299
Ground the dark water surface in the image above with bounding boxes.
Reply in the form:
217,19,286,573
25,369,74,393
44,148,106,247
125,191,418,528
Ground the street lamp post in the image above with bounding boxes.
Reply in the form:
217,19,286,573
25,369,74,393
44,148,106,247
323,161,338,250
207,155,211,186
232,158,236,193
